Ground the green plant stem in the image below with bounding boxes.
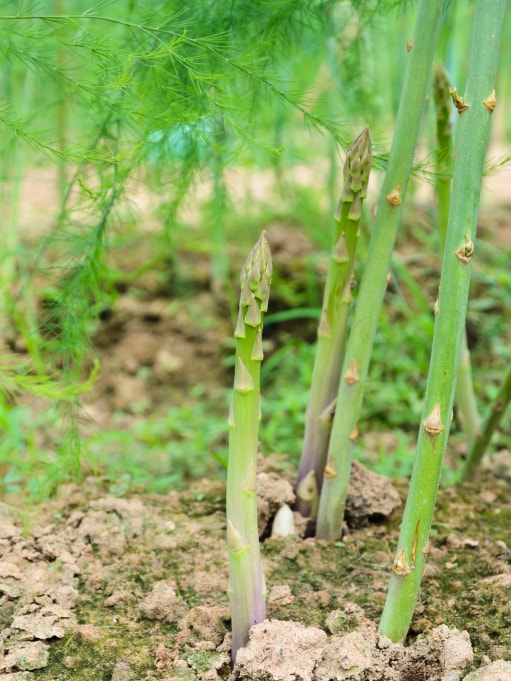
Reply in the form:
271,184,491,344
455,337,481,446
315,0,444,541
433,62,452,251
226,232,271,665
379,0,506,642
464,364,511,479
434,62,481,448
295,128,371,520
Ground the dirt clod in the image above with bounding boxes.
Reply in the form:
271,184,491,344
345,461,401,529
234,619,327,681
0,641,49,672
463,660,511,681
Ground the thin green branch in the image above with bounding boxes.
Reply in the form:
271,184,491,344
463,364,511,479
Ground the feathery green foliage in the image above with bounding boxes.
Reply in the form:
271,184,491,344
0,0,392,486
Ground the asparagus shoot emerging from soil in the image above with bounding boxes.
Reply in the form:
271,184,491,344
315,0,444,541
295,128,371,520
434,62,481,449
226,231,271,665
379,0,506,642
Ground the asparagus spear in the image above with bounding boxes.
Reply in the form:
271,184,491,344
379,0,506,642
316,0,445,541
295,128,372,520
226,232,271,665
434,62,481,448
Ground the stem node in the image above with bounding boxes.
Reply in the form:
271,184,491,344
454,235,475,263
344,359,360,384
386,184,402,206
483,89,496,112
423,404,445,435
393,549,411,576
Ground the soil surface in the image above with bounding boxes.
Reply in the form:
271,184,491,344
1,458,511,680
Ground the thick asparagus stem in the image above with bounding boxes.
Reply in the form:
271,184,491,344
434,62,481,448
463,364,511,479
379,0,506,642
226,232,271,665
315,0,444,541
295,129,372,520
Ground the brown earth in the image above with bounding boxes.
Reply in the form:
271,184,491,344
1,457,511,681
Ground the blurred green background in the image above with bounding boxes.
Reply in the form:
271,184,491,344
0,0,510,499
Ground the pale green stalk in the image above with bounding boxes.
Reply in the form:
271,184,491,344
295,129,371,520
434,62,481,448
226,232,271,665
464,364,511,479
315,0,444,541
379,0,506,642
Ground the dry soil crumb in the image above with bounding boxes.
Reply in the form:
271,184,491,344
345,460,402,529
234,619,327,681
233,620,475,681
464,660,511,681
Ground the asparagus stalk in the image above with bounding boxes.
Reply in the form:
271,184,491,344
315,0,444,541
434,62,481,448
463,364,511,479
379,0,506,642
226,231,271,665
433,62,452,252
295,128,372,520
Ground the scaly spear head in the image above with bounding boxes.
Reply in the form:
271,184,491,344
240,231,272,314
339,128,372,212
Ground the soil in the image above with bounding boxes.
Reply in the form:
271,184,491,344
1,167,511,680
1,460,511,680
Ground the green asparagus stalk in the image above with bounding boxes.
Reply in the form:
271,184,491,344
295,128,372,520
434,62,481,448
226,231,271,665
433,62,452,252
464,364,511,479
315,0,444,541
379,0,506,642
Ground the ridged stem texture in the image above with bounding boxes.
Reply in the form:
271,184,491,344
226,232,271,665
315,0,444,541
295,129,372,520
464,364,511,479
379,0,506,642
434,62,481,447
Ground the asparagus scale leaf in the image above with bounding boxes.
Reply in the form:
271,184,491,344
295,128,372,521
226,231,271,665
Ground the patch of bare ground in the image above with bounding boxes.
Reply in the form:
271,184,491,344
1,458,511,681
